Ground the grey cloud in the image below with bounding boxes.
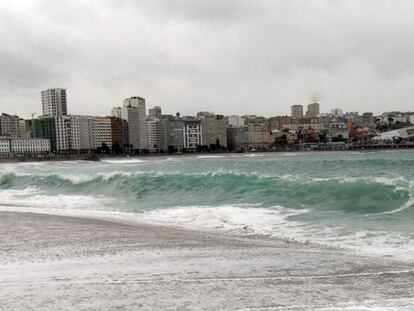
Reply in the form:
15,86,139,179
1,0,414,118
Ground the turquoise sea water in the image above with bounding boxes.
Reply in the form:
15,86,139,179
1,151,414,260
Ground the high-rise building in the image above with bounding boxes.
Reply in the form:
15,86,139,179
146,119,159,152
92,117,113,149
69,115,93,151
158,114,184,153
183,117,202,151
123,96,145,109
149,106,162,120
111,107,122,119
111,107,129,146
306,103,320,117
198,113,228,147
41,88,67,116
118,96,147,151
54,116,72,151
109,117,123,146
291,105,304,119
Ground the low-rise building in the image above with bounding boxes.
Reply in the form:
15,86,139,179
0,113,22,137
0,137,50,155
0,139,10,154
246,123,273,149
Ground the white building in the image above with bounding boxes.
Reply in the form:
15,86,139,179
0,137,50,155
146,119,159,152
0,139,10,153
10,138,50,154
70,115,94,150
41,88,68,117
373,126,414,141
55,116,71,151
183,118,202,150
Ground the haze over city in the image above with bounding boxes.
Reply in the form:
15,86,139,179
1,0,414,118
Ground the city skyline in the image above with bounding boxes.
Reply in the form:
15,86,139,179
1,87,411,120
2,1,414,118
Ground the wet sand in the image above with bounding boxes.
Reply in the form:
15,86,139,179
1,211,414,310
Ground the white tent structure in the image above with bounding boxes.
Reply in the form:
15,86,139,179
372,126,414,141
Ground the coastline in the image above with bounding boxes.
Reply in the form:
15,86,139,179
1,147,414,164
1,211,414,310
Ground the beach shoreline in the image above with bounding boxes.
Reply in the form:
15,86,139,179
2,147,414,164
1,211,414,310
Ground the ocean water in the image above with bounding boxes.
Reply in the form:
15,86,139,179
1,151,414,261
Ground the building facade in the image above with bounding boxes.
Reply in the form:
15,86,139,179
306,103,320,117
199,114,228,147
109,117,123,146
55,116,72,151
33,116,57,151
113,96,147,152
158,114,184,153
227,127,246,152
149,106,162,119
146,119,159,152
183,117,202,151
0,137,50,155
246,123,273,149
91,117,113,149
41,88,67,117
291,105,304,120
228,115,245,127
0,113,22,137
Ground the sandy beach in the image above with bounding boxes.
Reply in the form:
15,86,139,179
1,211,413,310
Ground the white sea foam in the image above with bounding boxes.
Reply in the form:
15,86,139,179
197,155,227,159
279,174,409,188
136,205,414,261
138,205,310,236
244,153,265,157
102,158,148,164
380,196,414,215
0,188,114,211
1,196,414,261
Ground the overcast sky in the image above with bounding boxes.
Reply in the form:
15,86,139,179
1,0,414,118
